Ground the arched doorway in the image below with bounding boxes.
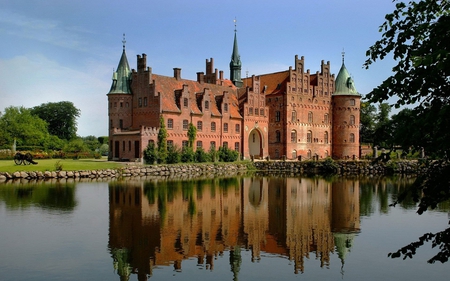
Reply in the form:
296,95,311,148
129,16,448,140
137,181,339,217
248,129,262,158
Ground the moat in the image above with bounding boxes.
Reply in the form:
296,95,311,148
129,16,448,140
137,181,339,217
0,175,448,281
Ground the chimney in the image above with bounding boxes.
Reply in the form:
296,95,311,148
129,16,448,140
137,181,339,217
197,72,205,84
219,70,223,81
174,68,181,80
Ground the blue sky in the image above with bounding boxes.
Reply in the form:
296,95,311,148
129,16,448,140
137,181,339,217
0,0,397,137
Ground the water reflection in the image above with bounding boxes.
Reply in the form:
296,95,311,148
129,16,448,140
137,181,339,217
108,176,368,280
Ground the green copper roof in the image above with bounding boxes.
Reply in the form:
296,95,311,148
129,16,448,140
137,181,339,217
230,25,243,87
109,47,132,94
333,62,359,96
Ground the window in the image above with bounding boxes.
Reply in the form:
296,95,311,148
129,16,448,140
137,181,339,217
291,110,297,122
205,100,209,110
235,142,240,152
324,131,329,144
350,133,355,143
197,141,203,149
260,108,264,116
167,118,173,129
275,149,280,158
249,107,253,115
350,115,355,125
275,111,281,122
292,150,297,159
128,141,131,151
138,98,142,107
223,142,228,148
276,130,281,143
119,119,123,129
291,130,297,143
197,121,202,131
210,141,216,149
324,114,329,124
308,112,313,123
143,97,148,107
122,141,125,151
235,124,240,133
167,140,174,147
307,150,312,159
224,103,228,112
182,140,188,148
350,99,355,106
183,120,188,130
120,102,123,108
211,122,216,132
307,130,312,143
184,98,188,107
224,123,228,132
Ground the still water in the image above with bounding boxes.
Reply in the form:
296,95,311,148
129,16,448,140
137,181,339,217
0,175,448,281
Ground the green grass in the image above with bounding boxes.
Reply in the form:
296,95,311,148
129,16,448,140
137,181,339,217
0,158,125,173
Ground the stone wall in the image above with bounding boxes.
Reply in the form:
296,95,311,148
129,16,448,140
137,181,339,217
0,163,250,182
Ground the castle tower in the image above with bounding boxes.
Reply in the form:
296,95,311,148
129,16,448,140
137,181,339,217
107,35,133,160
230,19,243,87
331,54,361,159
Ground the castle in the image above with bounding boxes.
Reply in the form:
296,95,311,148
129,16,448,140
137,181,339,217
107,31,360,161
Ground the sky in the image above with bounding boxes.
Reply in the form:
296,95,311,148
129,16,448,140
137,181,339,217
0,0,398,137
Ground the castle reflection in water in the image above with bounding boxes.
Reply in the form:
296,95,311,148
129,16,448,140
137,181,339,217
108,176,360,280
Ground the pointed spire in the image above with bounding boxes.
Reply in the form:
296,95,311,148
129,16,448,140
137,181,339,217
230,18,243,87
109,34,132,94
333,51,359,96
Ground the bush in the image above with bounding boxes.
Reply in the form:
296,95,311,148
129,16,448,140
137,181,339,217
218,146,239,162
166,145,181,164
195,147,211,163
143,142,158,164
181,146,195,163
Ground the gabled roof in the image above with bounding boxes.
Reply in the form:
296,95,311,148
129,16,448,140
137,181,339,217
242,71,290,96
151,74,241,118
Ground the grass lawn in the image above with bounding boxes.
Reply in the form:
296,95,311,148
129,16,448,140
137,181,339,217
0,158,125,173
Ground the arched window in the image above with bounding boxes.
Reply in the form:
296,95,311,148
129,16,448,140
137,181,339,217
167,118,173,129
324,131,329,144
205,100,209,110
197,121,202,131
183,119,188,130
291,110,297,122
291,130,297,143
211,122,216,132
224,103,228,112
350,115,355,125
307,130,312,143
307,150,312,159
292,150,297,159
308,112,313,123
324,113,329,124
350,133,355,143
350,99,355,106
276,130,281,143
224,123,228,133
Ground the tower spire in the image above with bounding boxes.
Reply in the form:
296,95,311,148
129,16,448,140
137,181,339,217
230,18,243,87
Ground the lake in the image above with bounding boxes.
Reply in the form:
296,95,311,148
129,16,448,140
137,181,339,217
0,175,448,280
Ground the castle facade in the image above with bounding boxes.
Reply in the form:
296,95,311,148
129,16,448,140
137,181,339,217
107,32,360,161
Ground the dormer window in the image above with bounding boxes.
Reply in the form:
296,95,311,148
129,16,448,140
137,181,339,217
224,103,228,112
205,101,209,110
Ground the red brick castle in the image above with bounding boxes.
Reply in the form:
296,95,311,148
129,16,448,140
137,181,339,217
107,32,360,161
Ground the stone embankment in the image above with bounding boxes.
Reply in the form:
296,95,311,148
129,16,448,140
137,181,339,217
0,163,250,182
253,160,421,175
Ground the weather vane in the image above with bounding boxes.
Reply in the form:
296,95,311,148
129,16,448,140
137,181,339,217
122,33,126,50
342,48,345,64
234,18,237,32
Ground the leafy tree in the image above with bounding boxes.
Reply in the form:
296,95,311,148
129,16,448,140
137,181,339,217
81,135,101,152
364,0,450,262
63,138,89,158
98,144,109,156
181,146,194,163
31,101,80,140
373,103,392,148
157,116,168,163
0,106,49,147
360,101,376,144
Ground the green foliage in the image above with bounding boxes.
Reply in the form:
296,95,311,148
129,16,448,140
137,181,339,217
0,106,50,147
360,101,376,143
157,116,168,164
181,146,195,163
98,144,109,156
97,136,108,144
320,157,339,174
208,146,218,162
143,142,157,164
218,146,239,162
166,145,181,164
63,138,90,159
187,123,197,148
373,103,393,148
81,135,101,152
42,135,66,151
195,147,211,163
31,101,80,140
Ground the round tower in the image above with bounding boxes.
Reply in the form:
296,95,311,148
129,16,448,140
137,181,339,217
332,56,361,159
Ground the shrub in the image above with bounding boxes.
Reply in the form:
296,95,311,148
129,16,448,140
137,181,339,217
195,147,211,163
181,146,195,163
218,146,239,162
143,142,158,164
166,145,181,164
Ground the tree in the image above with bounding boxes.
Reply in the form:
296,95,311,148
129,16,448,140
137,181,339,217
187,123,197,148
157,116,167,163
373,103,393,148
359,101,376,144
31,101,80,140
365,0,450,262
0,106,49,147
